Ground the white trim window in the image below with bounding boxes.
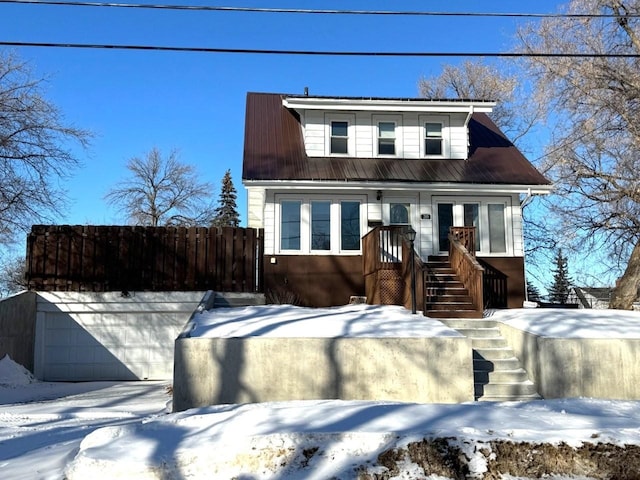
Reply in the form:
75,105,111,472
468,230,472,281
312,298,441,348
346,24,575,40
377,121,396,155
325,113,356,156
433,196,512,255
276,195,365,254
420,115,450,158
373,114,403,157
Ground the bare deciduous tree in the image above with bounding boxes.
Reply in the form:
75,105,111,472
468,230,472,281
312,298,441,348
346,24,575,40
0,255,27,298
419,60,544,145
419,60,554,287
0,50,90,245
105,147,215,227
518,0,640,309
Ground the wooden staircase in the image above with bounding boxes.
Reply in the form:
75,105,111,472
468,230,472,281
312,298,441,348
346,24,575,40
424,256,482,318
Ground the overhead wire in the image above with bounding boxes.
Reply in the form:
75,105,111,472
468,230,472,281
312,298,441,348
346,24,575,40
1,41,639,57
1,0,639,18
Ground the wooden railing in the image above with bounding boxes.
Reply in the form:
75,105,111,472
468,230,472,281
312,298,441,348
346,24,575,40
363,226,405,275
448,230,484,315
402,239,424,312
450,226,477,256
363,225,423,310
479,260,508,308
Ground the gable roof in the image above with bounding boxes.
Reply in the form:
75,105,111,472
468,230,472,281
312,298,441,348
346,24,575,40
242,92,551,187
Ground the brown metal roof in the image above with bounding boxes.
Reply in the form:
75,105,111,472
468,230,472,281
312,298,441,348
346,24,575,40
242,92,551,186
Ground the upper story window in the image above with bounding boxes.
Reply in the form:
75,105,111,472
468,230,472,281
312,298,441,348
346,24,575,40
420,114,450,157
377,121,396,155
330,121,349,154
425,122,443,155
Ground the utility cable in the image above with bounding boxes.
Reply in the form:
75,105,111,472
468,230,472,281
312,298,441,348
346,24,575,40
1,0,639,18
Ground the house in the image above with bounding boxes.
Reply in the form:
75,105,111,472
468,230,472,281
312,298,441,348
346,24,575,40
242,92,552,315
572,287,612,309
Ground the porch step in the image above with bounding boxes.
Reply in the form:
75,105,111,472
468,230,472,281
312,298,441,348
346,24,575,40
440,318,542,402
424,257,482,319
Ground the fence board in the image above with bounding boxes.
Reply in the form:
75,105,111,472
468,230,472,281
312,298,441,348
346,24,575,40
26,225,263,293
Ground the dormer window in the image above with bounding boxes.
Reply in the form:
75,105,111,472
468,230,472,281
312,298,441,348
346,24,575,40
330,121,349,154
425,122,443,155
377,122,396,155
420,115,450,157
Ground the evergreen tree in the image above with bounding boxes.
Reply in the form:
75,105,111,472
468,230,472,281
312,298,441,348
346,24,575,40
211,169,240,227
526,281,542,303
548,249,573,304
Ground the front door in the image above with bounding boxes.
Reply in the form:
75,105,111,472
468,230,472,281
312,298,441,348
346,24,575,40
436,201,480,253
434,197,510,255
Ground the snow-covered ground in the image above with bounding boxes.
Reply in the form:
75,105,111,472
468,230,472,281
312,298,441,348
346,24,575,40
2,306,640,479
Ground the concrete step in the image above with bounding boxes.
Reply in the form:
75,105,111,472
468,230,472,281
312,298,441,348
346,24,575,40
474,347,516,360
455,327,502,338
439,319,497,329
475,368,531,384
471,337,509,349
475,380,539,398
474,357,524,372
477,393,543,402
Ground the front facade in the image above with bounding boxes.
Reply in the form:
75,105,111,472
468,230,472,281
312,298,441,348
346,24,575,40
242,92,551,310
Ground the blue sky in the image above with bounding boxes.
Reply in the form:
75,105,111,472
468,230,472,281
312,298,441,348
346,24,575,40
1,0,563,228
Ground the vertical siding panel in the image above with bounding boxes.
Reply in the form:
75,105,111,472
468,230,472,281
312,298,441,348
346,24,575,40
68,226,83,291
222,227,234,291
177,227,188,290
185,227,197,290
208,228,219,290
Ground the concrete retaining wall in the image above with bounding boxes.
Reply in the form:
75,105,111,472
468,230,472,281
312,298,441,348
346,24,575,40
0,291,37,372
498,322,640,400
173,336,474,411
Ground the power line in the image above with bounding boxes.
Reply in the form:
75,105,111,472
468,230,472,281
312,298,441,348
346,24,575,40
2,41,640,57
1,0,639,18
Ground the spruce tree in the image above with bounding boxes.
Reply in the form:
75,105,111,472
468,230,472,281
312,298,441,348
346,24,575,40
211,169,240,227
548,249,573,304
526,281,542,303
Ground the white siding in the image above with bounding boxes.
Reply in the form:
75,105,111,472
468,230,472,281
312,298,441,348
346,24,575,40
511,194,524,257
254,188,523,259
263,191,276,255
303,110,325,157
355,113,373,157
449,113,469,160
246,188,265,229
301,110,470,159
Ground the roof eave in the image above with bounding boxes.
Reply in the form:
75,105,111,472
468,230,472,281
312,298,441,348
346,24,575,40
282,96,496,113
243,179,553,195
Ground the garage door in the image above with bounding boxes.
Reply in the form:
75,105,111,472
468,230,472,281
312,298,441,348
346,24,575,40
34,292,205,381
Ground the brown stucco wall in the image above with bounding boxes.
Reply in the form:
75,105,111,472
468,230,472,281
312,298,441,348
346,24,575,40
478,256,525,309
263,255,365,307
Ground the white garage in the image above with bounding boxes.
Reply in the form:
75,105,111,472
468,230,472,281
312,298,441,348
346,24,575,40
33,291,206,381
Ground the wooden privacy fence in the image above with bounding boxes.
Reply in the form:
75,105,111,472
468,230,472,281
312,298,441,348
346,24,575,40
26,225,264,293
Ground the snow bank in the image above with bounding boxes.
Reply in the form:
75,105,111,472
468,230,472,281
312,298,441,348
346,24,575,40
187,303,460,338
64,398,640,480
489,308,640,338
0,354,37,386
